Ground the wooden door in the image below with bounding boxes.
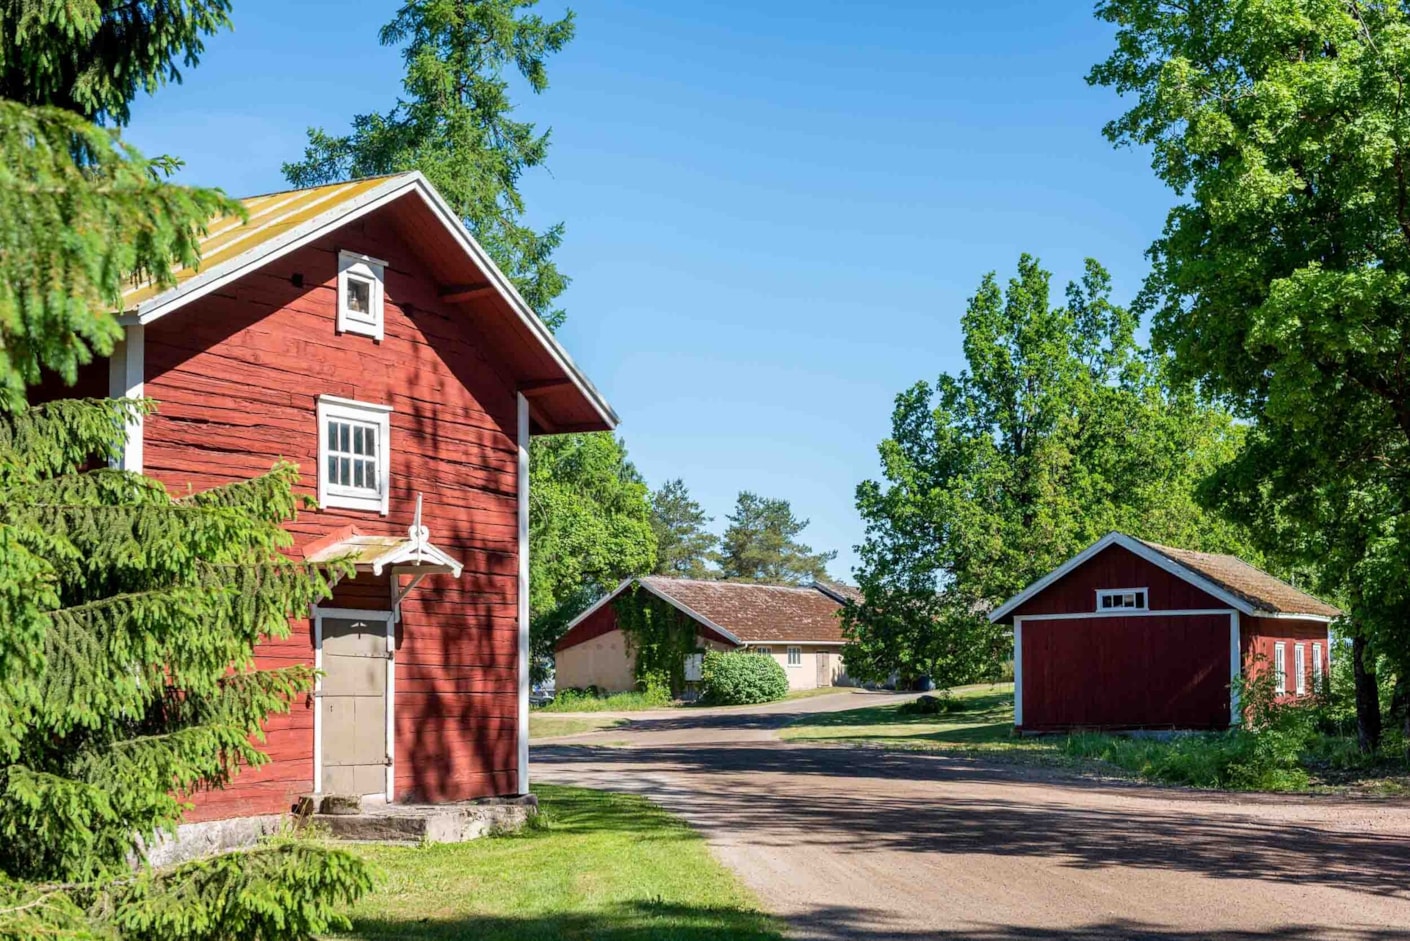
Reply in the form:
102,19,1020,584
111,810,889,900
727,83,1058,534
816,650,831,687
321,616,389,795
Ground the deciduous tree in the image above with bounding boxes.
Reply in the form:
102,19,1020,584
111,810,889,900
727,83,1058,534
1090,0,1410,747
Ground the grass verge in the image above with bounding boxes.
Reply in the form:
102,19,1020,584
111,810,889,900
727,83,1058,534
529,714,626,739
333,784,784,941
781,684,1410,793
533,688,673,713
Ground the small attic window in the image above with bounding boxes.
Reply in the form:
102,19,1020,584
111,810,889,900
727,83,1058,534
337,250,386,340
1097,588,1147,611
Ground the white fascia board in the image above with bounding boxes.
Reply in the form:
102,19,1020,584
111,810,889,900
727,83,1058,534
989,532,1260,623
123,173,618,430
557,578,637,637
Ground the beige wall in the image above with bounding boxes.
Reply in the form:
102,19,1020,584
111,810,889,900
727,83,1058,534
554,628,637,693
750,645,850,691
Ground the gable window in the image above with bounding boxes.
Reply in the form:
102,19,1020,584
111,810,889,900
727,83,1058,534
787,646,802,667
1294,644,1307,696
1273,642,1287,695
1312,642,1324,691
1096,588,1147,612
317,395,392,514
337,250,386,340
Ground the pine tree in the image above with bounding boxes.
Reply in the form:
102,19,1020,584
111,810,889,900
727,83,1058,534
2,3,371,937
649,479,717,579
716,492,835,585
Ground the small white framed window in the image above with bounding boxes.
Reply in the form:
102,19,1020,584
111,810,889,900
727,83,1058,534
1096,588,1147,612
754,646,772,656
317,395,392,514
1312,642,1324,690
1294,644,1307,696
1273,642,1287,695
787,646,802,667
337,250,387,340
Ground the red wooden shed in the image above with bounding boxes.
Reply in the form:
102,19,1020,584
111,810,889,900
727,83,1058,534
988,533,1339,731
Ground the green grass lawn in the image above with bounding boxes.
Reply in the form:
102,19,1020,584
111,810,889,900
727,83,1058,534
333,784,784,941
533,689,674,713
528,714,627,739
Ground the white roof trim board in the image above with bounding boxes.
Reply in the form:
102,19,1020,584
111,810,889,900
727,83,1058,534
121,172,617,429
560,578,744,646
987,532,1335,624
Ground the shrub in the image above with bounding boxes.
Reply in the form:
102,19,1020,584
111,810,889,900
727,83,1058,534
699,651,789,705
536,685,672,713
898,694,960,716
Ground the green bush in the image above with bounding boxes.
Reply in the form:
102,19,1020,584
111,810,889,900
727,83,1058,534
536,685,673,712
898,693,961,716
699,651,789,705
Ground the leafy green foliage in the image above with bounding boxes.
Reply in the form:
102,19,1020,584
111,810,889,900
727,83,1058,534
1089,0,1410,743
0,400,370,938
649,478,717,579
538,687,672,713
612,585,700,695
698,651,789,706
847,255,1253,682
716,491,835,584
528,434,656,682
282,0,573,323
0,0,232,125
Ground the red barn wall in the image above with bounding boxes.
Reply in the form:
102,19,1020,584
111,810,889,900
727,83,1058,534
138,212,523,819
1241,616,1331,701
1020,614,1232,730
1011,545,1225,618
556,602,622,651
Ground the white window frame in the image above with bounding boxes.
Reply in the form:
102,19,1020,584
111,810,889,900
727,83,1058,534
1095,587,1148,612
1273,642,1287,695
317,395,392,514
754,646,772,656
1294,644,1307,696
1312,642,1324,690
786,646,802,667
337,250,387,341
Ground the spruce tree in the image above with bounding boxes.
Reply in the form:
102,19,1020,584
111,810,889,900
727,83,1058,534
649,479,717,579
716,492,835,585
2,3,371,937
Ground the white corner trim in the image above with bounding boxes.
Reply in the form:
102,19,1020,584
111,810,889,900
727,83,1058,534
309,606,397,800
316,395,393,515
517,393,531,794
1229,611,1242,727
1013,617,1023,728
124,172,617,430
106,325,145,472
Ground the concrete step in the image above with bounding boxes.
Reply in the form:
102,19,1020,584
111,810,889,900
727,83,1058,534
308,795,537,844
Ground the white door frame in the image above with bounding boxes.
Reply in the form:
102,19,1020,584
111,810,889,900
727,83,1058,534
312,606,397,801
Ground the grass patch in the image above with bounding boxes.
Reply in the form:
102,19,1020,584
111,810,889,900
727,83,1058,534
781,684,1410,793
334,784,783,941
529,715,627,739
533,688,674,713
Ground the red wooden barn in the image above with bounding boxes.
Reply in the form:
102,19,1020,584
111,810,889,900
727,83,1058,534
988,533,1339,731
35,173,615,821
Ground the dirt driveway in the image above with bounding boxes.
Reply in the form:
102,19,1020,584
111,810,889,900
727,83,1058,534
533,691,1410,940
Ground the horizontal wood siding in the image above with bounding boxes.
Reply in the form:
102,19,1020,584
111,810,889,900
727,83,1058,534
143,213,523,820
1012,545,1224,617
1021,614,1232,730
1241,616,1331,701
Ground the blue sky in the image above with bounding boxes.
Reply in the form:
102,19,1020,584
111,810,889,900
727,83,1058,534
126,1,1174,579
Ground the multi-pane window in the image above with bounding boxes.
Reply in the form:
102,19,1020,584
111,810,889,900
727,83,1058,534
1273,642,1287,695
787,646,802,667
754,646,772,656
1096,589,1147,611
1294,644,1307,696
1312,642,1324,691
337,250,386,340
317,396,392,514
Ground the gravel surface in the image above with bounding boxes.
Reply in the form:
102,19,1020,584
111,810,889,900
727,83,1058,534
533,690,1410,940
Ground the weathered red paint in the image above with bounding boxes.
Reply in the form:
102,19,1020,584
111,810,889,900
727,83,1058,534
38,210,538,821
1012,545,1331,730
1241,615,1331,701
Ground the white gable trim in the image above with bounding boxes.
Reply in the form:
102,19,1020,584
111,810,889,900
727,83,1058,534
988,532,1264,623
121,172,616,430
558,578,744,647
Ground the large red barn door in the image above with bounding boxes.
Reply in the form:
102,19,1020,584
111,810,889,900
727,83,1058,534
1021,614,1232,729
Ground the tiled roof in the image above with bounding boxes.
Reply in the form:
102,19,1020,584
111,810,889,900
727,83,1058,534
1135,538,1341,618
639,577,848,644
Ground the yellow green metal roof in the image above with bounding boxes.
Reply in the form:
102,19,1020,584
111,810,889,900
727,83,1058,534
121,174,407,308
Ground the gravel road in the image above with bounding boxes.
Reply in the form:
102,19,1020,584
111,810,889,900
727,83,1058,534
533,691,1410,940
